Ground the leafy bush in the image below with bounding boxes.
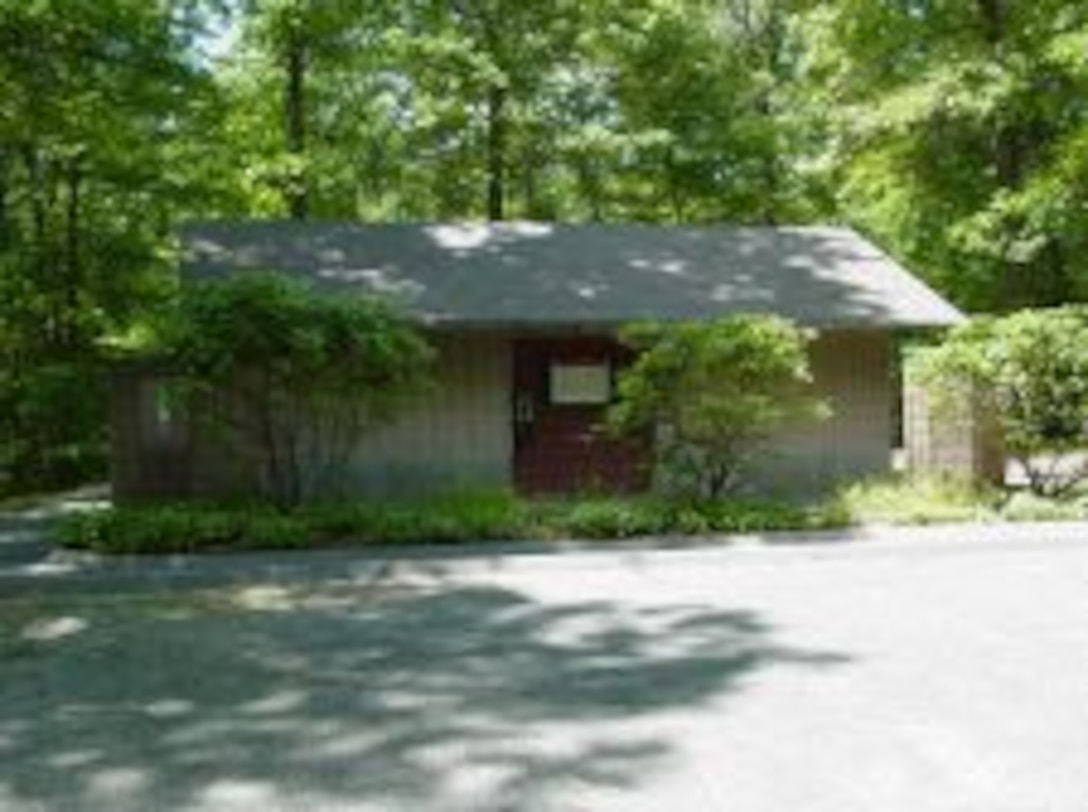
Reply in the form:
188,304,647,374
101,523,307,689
916,307,1088,496
0,362,108,493
607,316,829,499
154,273,433,506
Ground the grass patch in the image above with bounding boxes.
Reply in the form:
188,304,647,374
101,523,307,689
56,491,847,554
836,474,1088,525
836,475,1000,525
1000,490,1088,522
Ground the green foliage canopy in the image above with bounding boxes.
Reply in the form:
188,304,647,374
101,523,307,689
807,0,1088,310
216,0,812,224
0,0,225,489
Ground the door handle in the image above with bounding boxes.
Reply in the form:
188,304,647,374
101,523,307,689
515,392,535,424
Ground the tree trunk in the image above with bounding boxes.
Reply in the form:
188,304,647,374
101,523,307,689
521,141,539,218
486,82,507,221
976,0,1029,307
0,150,9,251
62,156,82,351
284,23,309,220
662,146,687,223
22,146,58,346
1032,238,1071,306
977,0,1005,47
23,148,47,270
577,155,604,222
758,2,785,225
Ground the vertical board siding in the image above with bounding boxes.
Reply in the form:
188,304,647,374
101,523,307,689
114,329,895,502
344,332,513,495
111,369,161,501
113,368,262,502
903,375,1004,484
755,330,892,493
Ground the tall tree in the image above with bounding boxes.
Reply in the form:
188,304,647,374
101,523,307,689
0,0,221,484
805,0,1088,310
216,0,818,224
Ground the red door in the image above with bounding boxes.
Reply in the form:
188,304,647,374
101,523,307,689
513,337,650,495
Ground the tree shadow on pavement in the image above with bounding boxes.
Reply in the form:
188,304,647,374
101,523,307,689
0,582,849,811
0,486,107,567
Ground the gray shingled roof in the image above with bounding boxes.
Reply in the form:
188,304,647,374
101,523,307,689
181,221,963,329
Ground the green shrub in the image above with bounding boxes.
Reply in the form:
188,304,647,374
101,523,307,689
915,307,1088,497
1,361,109,493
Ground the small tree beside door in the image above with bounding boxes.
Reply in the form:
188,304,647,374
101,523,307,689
606,315,829,500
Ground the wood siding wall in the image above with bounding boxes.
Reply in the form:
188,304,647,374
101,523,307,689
903,371,1004,484
342,332,513,495
113,329,892,502
112,368,194,501
753,330,893,493
342,329,891,497
112,333,512,502
112,367,262,502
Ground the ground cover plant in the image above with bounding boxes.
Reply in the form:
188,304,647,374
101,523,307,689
56,491,848,554
837,475,1088,526
54,474,1088,555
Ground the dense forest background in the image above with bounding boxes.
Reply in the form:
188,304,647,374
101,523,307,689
1,0,1087,488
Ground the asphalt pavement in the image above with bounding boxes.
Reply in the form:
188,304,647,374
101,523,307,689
2,508,1088,811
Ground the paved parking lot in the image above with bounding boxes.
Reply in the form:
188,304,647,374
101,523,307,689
3,521,1088,811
